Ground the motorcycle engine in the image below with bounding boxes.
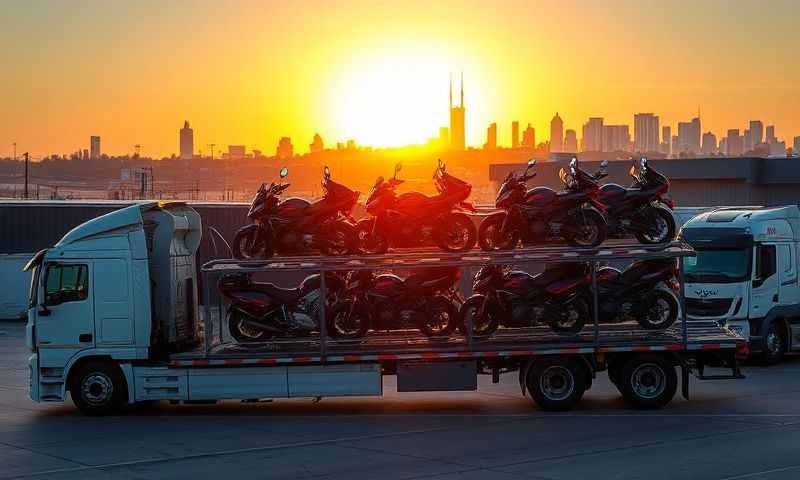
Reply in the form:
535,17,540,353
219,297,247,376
510,301,537,326
291,290,321,330
279,232,314,249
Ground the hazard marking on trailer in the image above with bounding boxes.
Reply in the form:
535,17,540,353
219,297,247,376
169,342,741,368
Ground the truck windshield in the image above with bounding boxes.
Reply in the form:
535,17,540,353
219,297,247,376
683,249,751,283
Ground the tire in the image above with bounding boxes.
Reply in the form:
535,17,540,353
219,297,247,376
635,206,676,244
460,295,500,336
418,296,458,337
436,213,477,252
619,354,677,409
569,208,607,247
759,322,786,365
228,309,270,343
478,213,520,251
355,218,389,254
233,226,273,259
69,361,128,416
526,357,587,411
637,290,679,330
327,300,370,339
320,222,355,256
548,297,588,335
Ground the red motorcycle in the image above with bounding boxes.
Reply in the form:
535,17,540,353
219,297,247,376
478,158,607,250
356,160,477,254
233,166,359,259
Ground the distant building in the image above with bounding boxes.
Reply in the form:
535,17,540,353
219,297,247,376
564,129,578,153
276,137,293,159
726,129,743,156
743,129,753,153
661,126,671,156
671,135,679,156
82,149,89,160
766,125,777,144
179,121,193,160
484,122,497,150
602,125,630,152
550,113,563,152
90,136,101,159
677,117,701,154
309,133,324,153
769,141,786,156
718,138,728,156
228,145,246,159
511,121,519,148
634,113,659,153
522,124,535,148
749,120,764,147
794,136,800,156
701,131,717,155
346,139,357,150
581,117,604,152
439,127,449,146
449,75,466,150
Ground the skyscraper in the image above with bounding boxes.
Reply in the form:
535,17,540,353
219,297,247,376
564,129,578,153
581,117,604,152
749,120,764,146
550,113,563,152
179,121,193,160
309,133,324,153
794,136,800,156
90,136,101,159
276,137,293,159
634,113,659,153
602,125,630,152
449,74,466,150
766,125,776,144
522,124,535,148
726,129,743,156
228,145,246,159
676,117,701,154
701,131,717,155
743,129,752,153
661,126,671,155
484,123,497,150
511,121,519,148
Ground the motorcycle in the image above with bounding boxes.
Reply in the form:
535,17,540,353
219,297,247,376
590,258,680,330
356,160,477,254
330,266,462,337
595,157,676,244
459,262,592,335
218,271,367,342
478,158,607,250
233,166,359,259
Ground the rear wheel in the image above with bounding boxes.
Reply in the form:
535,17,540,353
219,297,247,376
635,207,676,244
619,354,677,409
437,213,477,252
327,300,370,339
460,296,500,336
70,361,128,416
320,222,355,256
355,219,389,254
419,296,458,337
233,226,273,259
478,213,519,251
637,290,679,330
526,357,587,411
228,309,269,343
569,209,606,247
548,297,588,335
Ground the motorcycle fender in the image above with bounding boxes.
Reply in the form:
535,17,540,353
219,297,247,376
495,210,516,236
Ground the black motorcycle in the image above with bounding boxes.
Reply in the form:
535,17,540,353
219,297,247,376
233,166,359,259
460,263,592,335
218,271,367,342
330,267,462,337
591,258,680,330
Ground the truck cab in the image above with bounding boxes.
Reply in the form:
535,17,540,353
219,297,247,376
680,206,800,363
24,202,201,412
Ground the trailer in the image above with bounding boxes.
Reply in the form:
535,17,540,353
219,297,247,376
24,203,745,415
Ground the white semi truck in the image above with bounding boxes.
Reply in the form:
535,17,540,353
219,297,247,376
680,206,800,363
24,202,743,415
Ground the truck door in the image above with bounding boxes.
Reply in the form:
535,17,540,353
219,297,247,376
36,262,95,367
777,243,800,350
749,244,779,320
92,258,134,346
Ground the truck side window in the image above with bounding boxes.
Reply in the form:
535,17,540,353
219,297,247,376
755,245,776,281
45,264,88,306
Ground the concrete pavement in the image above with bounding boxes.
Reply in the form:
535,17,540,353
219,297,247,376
3,322,800,480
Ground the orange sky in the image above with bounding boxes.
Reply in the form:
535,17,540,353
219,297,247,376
1,0,798,158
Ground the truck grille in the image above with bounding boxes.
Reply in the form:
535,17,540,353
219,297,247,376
686,298,733,317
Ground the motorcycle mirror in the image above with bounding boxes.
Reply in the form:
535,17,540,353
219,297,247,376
640,157,648,169
279,167,288,178
600,160,609,169
569,157,577,169
323,165,330,179
374,176,384,187
527,158,536,167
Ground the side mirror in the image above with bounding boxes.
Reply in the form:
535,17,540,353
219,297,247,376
280,167,289,178
600,160,609,169
640,157,648,169
323,165,331,179
527,158,536,167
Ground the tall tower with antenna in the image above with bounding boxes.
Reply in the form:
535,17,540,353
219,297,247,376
449,73,466,151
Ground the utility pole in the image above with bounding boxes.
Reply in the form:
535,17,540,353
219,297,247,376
23,152,29,199
12,142,16,161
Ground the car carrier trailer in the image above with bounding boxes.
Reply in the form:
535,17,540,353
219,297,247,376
24,202,745,415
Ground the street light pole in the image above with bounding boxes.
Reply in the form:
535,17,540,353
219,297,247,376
23,152,29,200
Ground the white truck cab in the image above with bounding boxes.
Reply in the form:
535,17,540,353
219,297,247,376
24,202,201,412
680,206,800,363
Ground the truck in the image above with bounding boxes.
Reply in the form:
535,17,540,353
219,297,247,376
24,202,744,415
680,205,800,364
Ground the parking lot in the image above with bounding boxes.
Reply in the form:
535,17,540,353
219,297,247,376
3,322,800,480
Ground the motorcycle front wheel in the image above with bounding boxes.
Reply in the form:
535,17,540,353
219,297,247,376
355,219,389,254
459,296,500,336
436,213,477,252
548,297,588,335
320,222,355,256
418,296,458,337
637,290,679,330
569,209,607,248
228,309,270,343
233,226,273,259
635,207,676,244
327,300,370,339
478,213,520,251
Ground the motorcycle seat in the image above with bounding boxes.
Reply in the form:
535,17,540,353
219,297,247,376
395,191,440,211
249,282,302,303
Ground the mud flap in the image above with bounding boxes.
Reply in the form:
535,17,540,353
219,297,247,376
681,363,690,400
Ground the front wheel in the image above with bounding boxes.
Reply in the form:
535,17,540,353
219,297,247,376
569,209,607,247
327,300,370,339
419,296,458,337
355,219,389,254
228,309,270,343
320,222,355,256
635,206,676,244
233,226,273,259
548,297,588,335
637,290,679,330
436,213,477,252
759,322,786,365
460,296,500,336
69,361,128,416
478,213,519,251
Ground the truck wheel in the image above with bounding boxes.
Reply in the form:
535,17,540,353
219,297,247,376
619,354,677,409
69,361,128,416
526,357,587,411
760,322,785,365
